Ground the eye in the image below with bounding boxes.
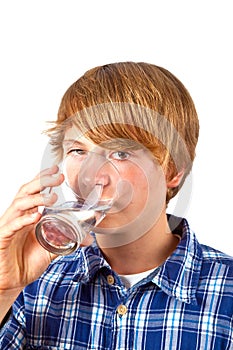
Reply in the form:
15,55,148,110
67,148,87,157
110,151,130,161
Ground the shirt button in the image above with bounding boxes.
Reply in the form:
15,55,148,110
107,275,115,285
117,304,128,316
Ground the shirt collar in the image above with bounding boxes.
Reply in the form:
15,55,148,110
69,215,203,304
69,243,110,283
152,216,203,305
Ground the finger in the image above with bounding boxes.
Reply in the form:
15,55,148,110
16,164,60,197
34,164,60,179
0,212,40,243
16,172,64,198
0,192,58,227
0,170,64,228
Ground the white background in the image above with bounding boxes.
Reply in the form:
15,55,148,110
0,1,232,255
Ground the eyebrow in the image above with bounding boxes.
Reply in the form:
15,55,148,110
100,139,143,150
63,139,86,148
63,138,143,151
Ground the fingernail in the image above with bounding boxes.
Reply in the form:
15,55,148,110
30,212,38,219
43,192,53,199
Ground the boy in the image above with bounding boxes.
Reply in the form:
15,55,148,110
0,62,232,349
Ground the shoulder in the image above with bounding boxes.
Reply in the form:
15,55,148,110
175,216,233,299
197,244,233,296
22,248,84,296
200,243,233,267
25,244,104,293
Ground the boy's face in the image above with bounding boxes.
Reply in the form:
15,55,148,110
62,126,167,247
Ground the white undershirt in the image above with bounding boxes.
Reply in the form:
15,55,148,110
119,267,156,289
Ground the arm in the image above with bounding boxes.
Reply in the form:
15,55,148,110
0,165,63,323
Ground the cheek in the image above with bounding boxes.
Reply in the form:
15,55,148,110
121,161,167,207
63,158,83,194
119,165,152,209
98,161,167,231
65,164,79,191
128,168,148,193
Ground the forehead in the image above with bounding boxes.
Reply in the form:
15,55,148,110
64,125,87,141
64,127,96,149
63,125,147,151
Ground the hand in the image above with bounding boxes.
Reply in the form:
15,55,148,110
0,165,64,294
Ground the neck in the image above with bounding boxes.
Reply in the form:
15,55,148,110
97,211,180,275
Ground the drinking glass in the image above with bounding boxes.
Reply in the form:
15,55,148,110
35,151,120,255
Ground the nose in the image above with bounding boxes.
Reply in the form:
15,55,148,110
79,153,111,189
95,173,110,186
81,163,111,187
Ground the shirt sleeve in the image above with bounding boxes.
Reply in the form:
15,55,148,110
0,308,12,330
0,292,27,349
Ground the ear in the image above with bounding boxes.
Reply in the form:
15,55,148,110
167,170,185,188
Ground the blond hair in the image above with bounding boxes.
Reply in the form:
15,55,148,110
46,62,199,202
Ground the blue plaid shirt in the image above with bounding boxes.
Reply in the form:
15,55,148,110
1,216,233,349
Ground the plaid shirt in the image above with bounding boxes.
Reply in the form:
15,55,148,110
1,216,233,349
